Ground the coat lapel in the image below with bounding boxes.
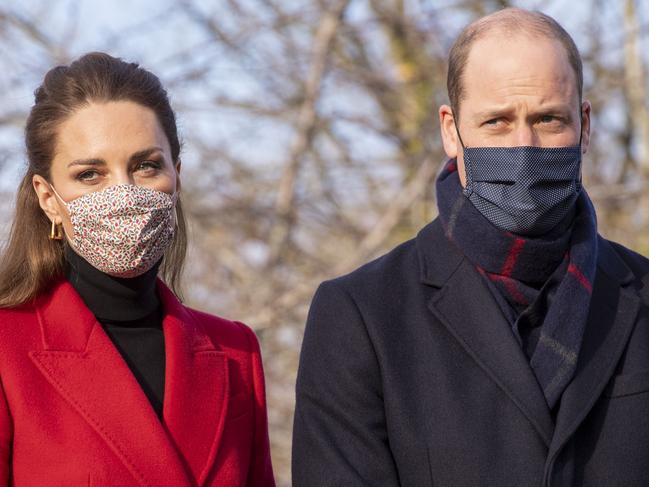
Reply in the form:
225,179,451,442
419,219,555,446
30,279,229,487
158,281,230,486
30,280,192,487
545,237,641,466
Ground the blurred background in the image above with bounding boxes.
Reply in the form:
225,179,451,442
0,0,648,484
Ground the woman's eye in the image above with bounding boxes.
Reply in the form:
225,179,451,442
136,160,161,172
76,170,99,181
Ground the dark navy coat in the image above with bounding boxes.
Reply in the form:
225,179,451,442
293,218,649,486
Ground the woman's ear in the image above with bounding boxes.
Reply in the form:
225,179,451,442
32,175,63,223
175,159,182,193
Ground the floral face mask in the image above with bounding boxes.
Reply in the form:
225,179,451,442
51,184,177,278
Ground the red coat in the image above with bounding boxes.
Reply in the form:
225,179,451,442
0,279,275,486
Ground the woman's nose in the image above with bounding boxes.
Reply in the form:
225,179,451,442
112,171,135,186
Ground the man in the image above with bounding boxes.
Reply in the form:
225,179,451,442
292,7,649,487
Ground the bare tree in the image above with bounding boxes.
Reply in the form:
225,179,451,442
0,1,647,485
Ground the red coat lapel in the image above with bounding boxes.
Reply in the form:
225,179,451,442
158,281,230,485
29,279,229,487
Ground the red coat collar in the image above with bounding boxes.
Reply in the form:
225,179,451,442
30,278,229,486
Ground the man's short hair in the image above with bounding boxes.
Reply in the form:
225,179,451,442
447,8,583,117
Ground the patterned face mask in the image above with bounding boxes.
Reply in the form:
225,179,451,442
461,145,582,236
51,184,177,278
455,120,582,236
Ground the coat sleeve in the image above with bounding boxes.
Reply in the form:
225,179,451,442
0,376,11,484
292,280,401,486
240,324,276,487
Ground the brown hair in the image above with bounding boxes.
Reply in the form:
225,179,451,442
447,8,583,118
0,52,187,308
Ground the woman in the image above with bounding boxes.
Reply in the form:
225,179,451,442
0,52,275,486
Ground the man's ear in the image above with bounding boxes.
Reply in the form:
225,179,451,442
439,104,459,159
32,174,63,224
580,100,592,154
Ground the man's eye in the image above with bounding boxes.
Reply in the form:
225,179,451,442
484,118,503,126
540,115,557,123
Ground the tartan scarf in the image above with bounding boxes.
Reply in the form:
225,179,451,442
436,159,598,409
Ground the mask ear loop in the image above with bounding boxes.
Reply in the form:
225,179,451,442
452,110,473,194
577,104,584,191
452,111,468,151
170,191,179,229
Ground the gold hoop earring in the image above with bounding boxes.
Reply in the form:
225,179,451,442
49,221,63,240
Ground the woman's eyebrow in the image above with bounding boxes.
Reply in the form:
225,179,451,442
66,147,164,168
129,146,164,162
67,158,105,168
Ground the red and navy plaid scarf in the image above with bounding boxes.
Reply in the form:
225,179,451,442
436,159,598,410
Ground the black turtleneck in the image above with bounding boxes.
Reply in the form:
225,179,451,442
64,245,165,419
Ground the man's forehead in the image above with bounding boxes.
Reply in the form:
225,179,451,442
461,31,578,103
466,28,568,60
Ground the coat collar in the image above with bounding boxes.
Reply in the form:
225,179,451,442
416,218,464,289
418,218,555,446
30,278,229,487
417,219,642,454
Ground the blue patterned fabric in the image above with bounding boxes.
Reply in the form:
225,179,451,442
436,159,598,409
463,145,582,236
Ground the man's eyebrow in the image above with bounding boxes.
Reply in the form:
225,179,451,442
67,147,165,168
528,105,574,117
472,105,574,121
472,107,515,121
